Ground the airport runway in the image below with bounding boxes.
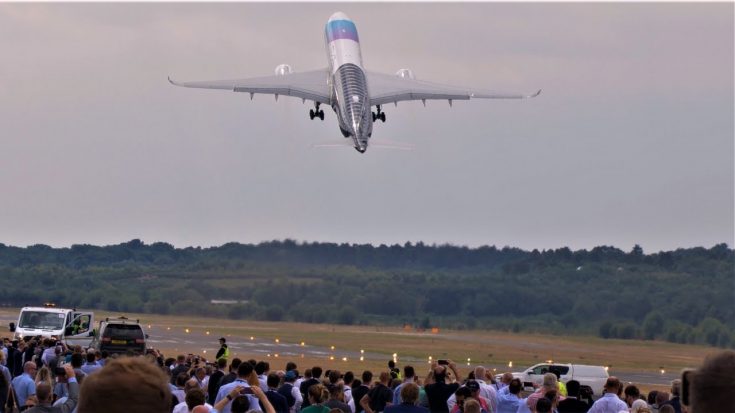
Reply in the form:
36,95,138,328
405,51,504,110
0,310,680,388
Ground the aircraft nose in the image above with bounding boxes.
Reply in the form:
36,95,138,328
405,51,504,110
329,11,350,22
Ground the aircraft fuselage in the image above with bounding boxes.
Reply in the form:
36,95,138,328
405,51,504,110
324,12,372,153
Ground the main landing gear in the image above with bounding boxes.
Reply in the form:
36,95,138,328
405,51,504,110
309,102,325,121
372,105,386,122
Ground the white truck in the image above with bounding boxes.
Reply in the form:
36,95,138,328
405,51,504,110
8,305,95,348
505,362,609,396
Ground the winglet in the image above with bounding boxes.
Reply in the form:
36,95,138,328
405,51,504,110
530,89,542,98
168,76,182,86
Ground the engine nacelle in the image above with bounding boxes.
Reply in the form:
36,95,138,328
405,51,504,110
396,68,416,80
274,64,293,76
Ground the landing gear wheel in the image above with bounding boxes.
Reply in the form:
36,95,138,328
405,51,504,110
318,110,324,121
372,112,377,122
309,109,315,120
379,112,386,122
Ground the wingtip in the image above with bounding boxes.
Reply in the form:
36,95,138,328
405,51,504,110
167,76,179,86
531,89,542,98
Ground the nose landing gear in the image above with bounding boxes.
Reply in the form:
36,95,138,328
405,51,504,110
372,105,386,123
309,102,325,120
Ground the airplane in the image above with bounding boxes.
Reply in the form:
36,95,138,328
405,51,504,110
169,11,541,154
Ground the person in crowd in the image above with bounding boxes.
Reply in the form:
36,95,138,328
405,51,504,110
209,358,229,405
353,371,373,413
393,366,417,405
77,356,171,413
526,373,558,411
221,358,243,388
557,380,590,413
215,361,261,413
302,384,331,413
257,362,271,391
343,371,355,407
385,383,428,413
388,362,401,381
324,384,351,413
173,379,209,413
447,367,496,413
279,370,304,413
449,381,489,413
535,398,553,413
496,378,523,413
587,377,627,413
658,406,674,413
34,366,54,394
361,372,393,413
630,399,651,413
424,362,460,413
658,380,681,413
0,351,12,413
653,392,669,413
265,373,289,413
687,350,735,413
624,385,640,408
26,364,77,413
461,399,483,413
172,373,191,405
301,367,323,409
212,385,275,413
12,361,37,408
80,352,101,375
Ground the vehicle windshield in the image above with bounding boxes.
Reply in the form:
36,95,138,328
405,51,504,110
103,324,143,339
18,311,66,330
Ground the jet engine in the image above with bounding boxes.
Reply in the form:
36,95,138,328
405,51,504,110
396,68,416,80
274,64,293,76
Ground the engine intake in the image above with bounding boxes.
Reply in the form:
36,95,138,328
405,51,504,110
396,68,416,80
274,64,293,76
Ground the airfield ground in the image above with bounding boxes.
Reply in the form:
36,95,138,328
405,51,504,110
0,308,719,394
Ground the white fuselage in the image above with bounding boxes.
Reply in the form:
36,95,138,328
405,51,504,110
324,12,373,153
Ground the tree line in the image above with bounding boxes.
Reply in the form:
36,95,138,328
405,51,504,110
0,240,732,348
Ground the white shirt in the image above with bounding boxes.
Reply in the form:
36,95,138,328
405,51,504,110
588,393,628,413
173,401,213,413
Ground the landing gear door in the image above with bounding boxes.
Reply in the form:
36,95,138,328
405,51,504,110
64,312,94,348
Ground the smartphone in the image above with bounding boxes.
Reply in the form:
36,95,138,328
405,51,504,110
54,367,67,376
438,360,449,365
240,387,254,395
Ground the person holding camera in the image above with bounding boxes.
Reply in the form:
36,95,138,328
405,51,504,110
25,364,77,413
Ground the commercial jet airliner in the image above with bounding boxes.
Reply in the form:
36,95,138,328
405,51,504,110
169,12,540,153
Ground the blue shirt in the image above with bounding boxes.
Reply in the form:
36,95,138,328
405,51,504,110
215,379,261,413
496,392,522,413
12,373,36,407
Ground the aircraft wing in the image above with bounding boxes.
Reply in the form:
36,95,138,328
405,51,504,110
168,69,332,104
366,71,540,107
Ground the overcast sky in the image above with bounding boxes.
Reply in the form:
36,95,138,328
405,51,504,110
0,2,732,253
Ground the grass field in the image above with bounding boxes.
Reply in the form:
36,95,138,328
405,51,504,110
1,307,718,393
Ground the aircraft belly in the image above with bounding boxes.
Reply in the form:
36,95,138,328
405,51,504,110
328,39,363,74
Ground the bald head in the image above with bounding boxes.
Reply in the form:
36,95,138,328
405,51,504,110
192,406,210,413
24,361,37,375
474,366,486,380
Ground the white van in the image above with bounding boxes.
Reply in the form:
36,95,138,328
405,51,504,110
8,305,95,348
508,363,608,396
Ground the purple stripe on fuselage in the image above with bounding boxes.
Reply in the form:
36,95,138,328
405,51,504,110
325,19,359,43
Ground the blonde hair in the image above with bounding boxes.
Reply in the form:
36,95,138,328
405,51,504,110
35,366,54,389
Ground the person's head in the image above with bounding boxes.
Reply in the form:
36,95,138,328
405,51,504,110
508,378,522,395
404,365,415,380
603,377,622,394
647,390,658,405
285,370,298,383
670,379,681,397
379,371,391,384
466,380,481,398
543,390,558,407
86,352,96,363
237,362,254,379
659,405,675,413
24,361,37,376
267,373,280,389
177,354,186,364
655,391,670,405
78,357,172,413
219,337,226,344
472,366,485,381
327,383,344,400
433,365,447,383
255,361,269,376
71,352,84,369
565,380,580,397
361,370,373,384
388,360,396,369
192,406,210,413
463,399,481,413
328,369,341,384
176,373,189,387
184,379,200,394
308,383,328,405
501,372,514,385
35,366,52,383
217,358,227,370
285,361,297,371
36,382,53,404
454,386,472,410
194,367,206,381
689,350,735,413
625,385,641,405
631,399,651,413
401,382,420,405
535,397,552,413
230,358,242,373
231,396,251,413
312,366,323,379
185,388,206,411
542,373,557,390
343,371,354,385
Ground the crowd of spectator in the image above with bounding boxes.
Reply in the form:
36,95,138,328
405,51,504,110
0,336,732,413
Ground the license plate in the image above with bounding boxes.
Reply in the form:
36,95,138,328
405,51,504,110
111,340,127,345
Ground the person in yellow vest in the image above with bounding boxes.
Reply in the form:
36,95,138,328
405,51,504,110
216,337,230,362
